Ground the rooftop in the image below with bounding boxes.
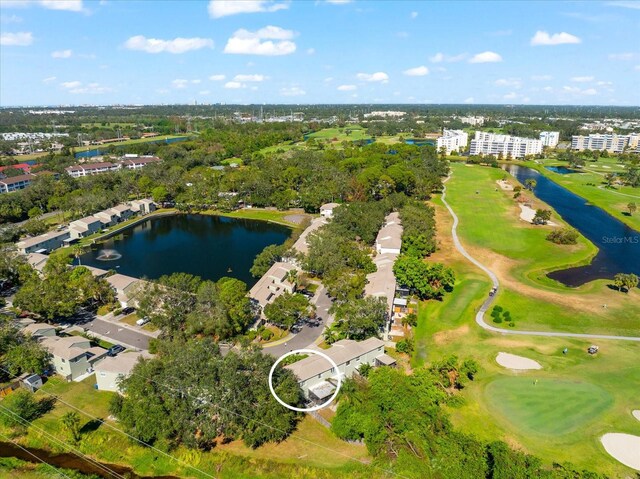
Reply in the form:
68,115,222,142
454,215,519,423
17,229,70,249
0,173,36,185
285,337,385,382
106,273,140,292
95,351,151,375
292,217,327,255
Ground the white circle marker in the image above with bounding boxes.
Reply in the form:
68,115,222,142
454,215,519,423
268,348,342,412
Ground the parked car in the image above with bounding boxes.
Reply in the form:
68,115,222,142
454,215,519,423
121,307,135,315
136,317,150,326
107,344,125,357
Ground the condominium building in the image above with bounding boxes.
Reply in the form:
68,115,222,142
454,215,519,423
571,133,640,153
65,162,120,178
436,129,469,154
539,131,560,148
458,116,485,126
469,131,543,158
0,174,37,194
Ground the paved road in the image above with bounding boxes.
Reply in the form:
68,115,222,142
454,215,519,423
441,174,640,342
265,285,333,358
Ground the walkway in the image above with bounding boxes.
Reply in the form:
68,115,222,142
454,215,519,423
440,174,640,342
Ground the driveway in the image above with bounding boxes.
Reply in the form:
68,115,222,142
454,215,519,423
265,285,333,358
82,317,153,350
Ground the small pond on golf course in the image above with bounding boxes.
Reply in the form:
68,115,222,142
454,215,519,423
504,164,639,287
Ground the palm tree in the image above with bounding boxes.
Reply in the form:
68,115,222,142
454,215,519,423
61,411,81,444
72,244,87,266
286,269,298,290
525,179,537,191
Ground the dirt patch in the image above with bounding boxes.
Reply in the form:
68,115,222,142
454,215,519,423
518,204,558,226
284,214,311,225
433,324,470,345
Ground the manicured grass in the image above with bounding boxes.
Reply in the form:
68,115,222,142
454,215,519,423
411,165,640,477
207,208,302,228
524,158,640,232
74,135,189,153
443,163,640,336
484,376,614,435
306,126,371,142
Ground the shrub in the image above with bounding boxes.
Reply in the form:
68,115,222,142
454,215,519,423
546,228,579,245
260,328,274,341
493,317,503,324
508,322,516,327
396,338,414,354
492,305,503,313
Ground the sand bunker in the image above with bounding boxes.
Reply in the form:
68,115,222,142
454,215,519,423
496,352,542,370
601,433,640,471
519,204,558,226
496,180,513,191
633,410,640,422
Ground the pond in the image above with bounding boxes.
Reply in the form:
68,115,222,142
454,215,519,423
77,214,291,286
504,164,640,287
545,165,581,175
74,136,189,159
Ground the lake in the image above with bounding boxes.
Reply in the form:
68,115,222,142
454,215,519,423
505,164,640,286
78,214,291,286
545,165,581,175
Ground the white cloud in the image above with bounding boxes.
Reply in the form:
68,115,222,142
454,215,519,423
495,78,522,88
224,81,245,89
326,0,353,3
172,79,189,89
429,52,467,63
306,47,315,55
51,49,72,58
531,75,553,81
191,79,201,84
356,72,389,82
403,66,429,76
596,80,613,86
223,26,296,56
635,65,640,71
42,76,56,83
563,85,598,95
209,74,226,81
280,86,306,96
233,74,266,82
543,86,553,92
60,80,110,94
40,0,84,11
199,90,211,95
324,77,334,82
337,84,357,91
0,31,33,46
530,30,581,46
124,35,213,54
463,97,475,104
608,52,634,61
571,76,594,82
0,14,23,23
503,92,518,100
606,1,640,9
469,51,502,63
410,11,418,19
208,0,288,18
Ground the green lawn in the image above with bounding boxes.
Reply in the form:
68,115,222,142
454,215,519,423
206,208,303,228
410,164,640,476
74,135,190,153
524,158,640,232
484,376,614,435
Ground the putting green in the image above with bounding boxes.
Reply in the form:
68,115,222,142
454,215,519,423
485,376,613,436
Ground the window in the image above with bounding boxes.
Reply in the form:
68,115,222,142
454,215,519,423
346,360,351,366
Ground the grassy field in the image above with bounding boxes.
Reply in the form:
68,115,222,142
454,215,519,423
524,158,640,232
207,208,305,228
74,135,189,153
0,377,377,479
412,163,640,476
442,163,640,336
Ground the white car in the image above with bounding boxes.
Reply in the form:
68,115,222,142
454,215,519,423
136,317,150,326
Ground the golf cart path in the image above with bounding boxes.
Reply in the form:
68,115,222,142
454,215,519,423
440,174,640,342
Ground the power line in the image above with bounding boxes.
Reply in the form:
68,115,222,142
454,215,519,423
0,367,217,479
0,405,127,479
0,430,73,479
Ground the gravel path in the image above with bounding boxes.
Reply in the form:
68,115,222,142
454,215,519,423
440,174,640,342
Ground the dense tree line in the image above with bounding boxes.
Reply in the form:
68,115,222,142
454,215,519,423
137,272,253,341
331,364,604,479
111,338,301,450
13,256,116,321
0,320,51,379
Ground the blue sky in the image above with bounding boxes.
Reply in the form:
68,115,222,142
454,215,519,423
1,0,639,106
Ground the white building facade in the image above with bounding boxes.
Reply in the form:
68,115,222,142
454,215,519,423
469,131,543,158
436,129,469,154
539,131,560,148
571,133,640,153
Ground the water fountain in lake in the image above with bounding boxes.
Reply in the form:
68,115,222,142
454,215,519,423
96,249,122,261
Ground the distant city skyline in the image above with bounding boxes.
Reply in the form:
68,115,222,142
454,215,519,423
1,0,639,106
